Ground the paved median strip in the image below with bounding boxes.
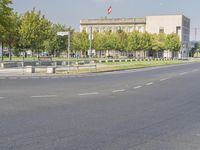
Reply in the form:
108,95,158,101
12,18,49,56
31,95,57,98
112,89,126,93
79,92,99,96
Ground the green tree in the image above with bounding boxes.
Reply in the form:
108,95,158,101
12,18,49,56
141,32,152,58
127,31,143,58
117,31,128,50
165,33,181,58
0,0,13,60
93,32,104,50
93,32,107,57
4,12,21,60
19,8,52,58
104,32,120,50
190,42,200,57
72,32,89,56
152,33,166,58
43,24,73,57
0,0,12,29
93,32,120,57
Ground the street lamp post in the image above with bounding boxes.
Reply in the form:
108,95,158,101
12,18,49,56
88,27,93,72
57,32,70,74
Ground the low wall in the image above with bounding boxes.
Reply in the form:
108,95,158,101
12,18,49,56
22,61,37,67
1,62,18,68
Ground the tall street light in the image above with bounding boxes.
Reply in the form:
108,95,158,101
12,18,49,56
88,27,93,72
57,31,70,74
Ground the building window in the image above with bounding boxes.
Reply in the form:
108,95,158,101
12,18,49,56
176,26,181,36
159,27,164,34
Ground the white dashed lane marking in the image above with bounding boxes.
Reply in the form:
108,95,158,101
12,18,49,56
112,89,126,93
160,78,169,81
191,69,199,72
31,95,57,98
79,92,99,96
179,72,188,76
134,86,142,89
146,82,153,86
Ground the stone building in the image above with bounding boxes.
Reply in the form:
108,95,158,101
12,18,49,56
80,15,190,58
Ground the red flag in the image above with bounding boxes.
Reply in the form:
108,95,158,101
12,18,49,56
107,6,112,15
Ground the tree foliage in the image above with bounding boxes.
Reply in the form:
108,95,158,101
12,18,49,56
0,0,12,31
127,31,143,51
43,24,73,56
72,31,89,53
19,8,52,55
165,33,181,52
152,33,166,51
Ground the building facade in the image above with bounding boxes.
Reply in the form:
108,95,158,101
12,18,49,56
80,15,190,58
80,18,146,33
146,15,190,58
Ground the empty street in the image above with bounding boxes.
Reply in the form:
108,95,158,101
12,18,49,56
1,63,200,150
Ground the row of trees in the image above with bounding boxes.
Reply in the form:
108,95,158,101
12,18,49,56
73,31,181,57
1,0,181,60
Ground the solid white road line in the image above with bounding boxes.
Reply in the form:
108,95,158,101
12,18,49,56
31,95,57,98
134,86,142,89
79,92,99,96
112,89,126,93
0,97,5,99
146,82,153,86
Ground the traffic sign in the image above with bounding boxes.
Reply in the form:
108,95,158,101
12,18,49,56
57,32,69,36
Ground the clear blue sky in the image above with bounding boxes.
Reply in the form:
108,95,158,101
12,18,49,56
12,0,200,40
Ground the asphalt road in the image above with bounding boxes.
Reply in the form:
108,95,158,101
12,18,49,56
1,63,200,150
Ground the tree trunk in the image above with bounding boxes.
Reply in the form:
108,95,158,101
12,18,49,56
37,49,39,59
9,44,12,61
